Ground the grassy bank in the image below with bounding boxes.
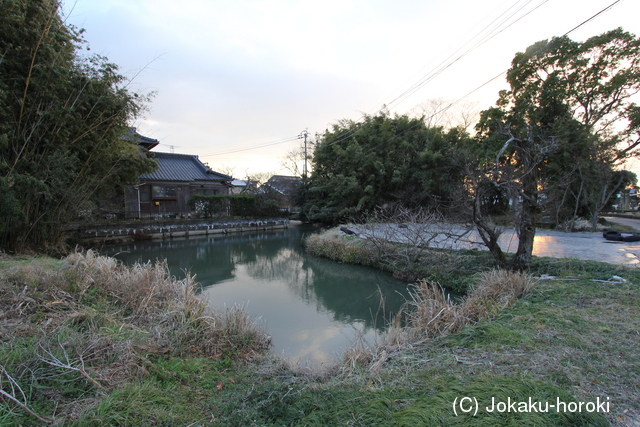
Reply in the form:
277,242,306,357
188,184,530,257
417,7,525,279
305,226,497,293
1,243,639,425
0,251,270,425
302,228,639,426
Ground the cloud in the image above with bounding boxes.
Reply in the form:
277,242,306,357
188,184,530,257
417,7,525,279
63,0,640,174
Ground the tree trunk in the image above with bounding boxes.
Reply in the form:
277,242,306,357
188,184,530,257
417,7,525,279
473,189,507,268
511,203,536,270
509,134,538,271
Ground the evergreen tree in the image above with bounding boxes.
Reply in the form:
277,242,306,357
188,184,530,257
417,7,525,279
472,28,640,269
0,0,156,251
302,112,466,223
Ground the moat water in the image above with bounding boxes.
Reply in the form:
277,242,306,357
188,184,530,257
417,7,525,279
98,224,410,367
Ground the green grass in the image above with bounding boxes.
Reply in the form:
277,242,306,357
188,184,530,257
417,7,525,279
0,252,270,426
305,228,496,293
192,374,608,426
0,254,62,271
1,250,639,426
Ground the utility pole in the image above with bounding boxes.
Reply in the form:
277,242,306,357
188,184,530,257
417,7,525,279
164,144,180,153
299,128,310,179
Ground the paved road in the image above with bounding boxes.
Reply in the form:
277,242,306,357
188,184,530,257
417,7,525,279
351,218,640,267
529,227,640,266
603,216,640,232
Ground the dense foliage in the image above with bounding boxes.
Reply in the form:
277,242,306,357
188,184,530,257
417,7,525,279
301,28,640,270
302,113,467,223
474,28,640,231
0,0,156,252
469,28,640,268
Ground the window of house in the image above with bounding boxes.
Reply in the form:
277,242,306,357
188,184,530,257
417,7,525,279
152,185,177,199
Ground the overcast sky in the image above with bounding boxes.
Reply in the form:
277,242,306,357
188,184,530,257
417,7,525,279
61,0,640,177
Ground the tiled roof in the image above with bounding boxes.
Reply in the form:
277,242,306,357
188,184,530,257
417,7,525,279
140,152,232,182
261,175,302,195
124,127,160,150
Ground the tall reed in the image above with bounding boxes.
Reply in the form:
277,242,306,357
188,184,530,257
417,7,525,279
63,250,270,355
379,269,538,349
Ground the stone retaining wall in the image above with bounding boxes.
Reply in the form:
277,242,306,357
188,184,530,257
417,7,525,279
73,219,290,245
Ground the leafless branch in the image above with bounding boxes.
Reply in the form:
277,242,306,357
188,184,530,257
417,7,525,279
36,339,107,393
496,136,516,168
353,206,475,278
0,365,53,424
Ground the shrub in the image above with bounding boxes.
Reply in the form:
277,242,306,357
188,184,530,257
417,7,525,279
188,194,229,218
230,195,257,217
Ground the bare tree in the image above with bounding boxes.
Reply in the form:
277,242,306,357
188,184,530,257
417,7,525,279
281,147,304,177
242,171,275,194
411,98,453,128
471,126,559,270
355,206,473,280
410,98,480,131
215,163,236,178
454,100,481,132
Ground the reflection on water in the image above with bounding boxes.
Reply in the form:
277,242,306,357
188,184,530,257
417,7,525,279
98,224,409,366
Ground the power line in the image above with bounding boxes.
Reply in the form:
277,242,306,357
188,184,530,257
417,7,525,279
561,0,621,37
320,0,623,158
199,0,620,162
381,0,548,114
199,136,299,158
319,0,551,150
412,0,622,118
157,143,181,153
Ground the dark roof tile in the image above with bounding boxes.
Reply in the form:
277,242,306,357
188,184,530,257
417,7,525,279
140,152,231,182
262,175,302,195
124,127,160,150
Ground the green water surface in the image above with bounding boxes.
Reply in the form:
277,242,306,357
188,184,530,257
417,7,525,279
100,224,410,367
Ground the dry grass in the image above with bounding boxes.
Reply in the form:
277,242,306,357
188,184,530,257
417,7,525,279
341,329,377,372
370,269,538,356
338,270,538,369
305,228,377,265
60,249,270,355
0,250,271,421
0,259,75,341
305,226,493,290
464,269,537,315
63,251,202,320
404,281,461,339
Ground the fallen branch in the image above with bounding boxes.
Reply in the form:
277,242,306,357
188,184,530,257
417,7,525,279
36,340,107,393
0,366,53,424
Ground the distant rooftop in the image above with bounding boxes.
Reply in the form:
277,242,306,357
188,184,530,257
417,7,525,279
262,175,302,195
124,127,160,150
140,152,232,182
